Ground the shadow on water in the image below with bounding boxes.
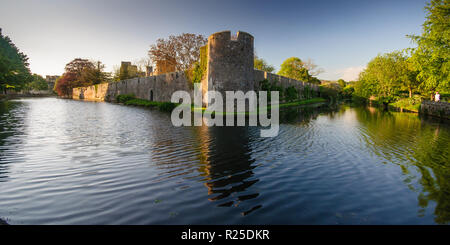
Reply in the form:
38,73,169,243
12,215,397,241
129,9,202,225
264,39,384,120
353,105,450,224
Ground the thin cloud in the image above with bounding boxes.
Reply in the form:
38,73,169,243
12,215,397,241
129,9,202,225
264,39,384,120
337,66,365,81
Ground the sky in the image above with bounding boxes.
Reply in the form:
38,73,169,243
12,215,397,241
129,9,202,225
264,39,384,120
0,0,429,81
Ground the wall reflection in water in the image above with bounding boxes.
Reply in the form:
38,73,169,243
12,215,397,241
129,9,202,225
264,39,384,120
192,124,261,216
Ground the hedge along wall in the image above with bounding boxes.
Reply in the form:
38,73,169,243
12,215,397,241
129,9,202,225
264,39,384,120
253,69,319,100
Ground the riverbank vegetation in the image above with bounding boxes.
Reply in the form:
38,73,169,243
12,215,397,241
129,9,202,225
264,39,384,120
1,28,52,94
116,94,178,112
344,0,449,110
116,91,327,114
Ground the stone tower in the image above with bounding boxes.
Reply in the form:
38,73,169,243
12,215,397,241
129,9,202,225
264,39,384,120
202,31,254,106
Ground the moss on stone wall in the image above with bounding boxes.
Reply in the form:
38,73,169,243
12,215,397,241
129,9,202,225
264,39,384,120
186,45,208,86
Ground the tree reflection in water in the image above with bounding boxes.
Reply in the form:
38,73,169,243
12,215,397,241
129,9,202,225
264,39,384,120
354,106,450,224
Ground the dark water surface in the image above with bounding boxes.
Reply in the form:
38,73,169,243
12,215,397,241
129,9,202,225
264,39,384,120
0,98,449,224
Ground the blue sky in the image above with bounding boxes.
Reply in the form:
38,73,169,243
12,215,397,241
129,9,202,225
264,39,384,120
0,0,428,80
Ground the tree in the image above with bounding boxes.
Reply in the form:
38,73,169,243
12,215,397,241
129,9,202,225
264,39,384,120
64,58,94,78
408,0,450,96
0,28,31,93
54,72,78,97
356,51,417,100
148,33,207,71
25,74,48,91
337,79,347,88
254,55,275,73
134,57,152,75
303,58,324,76
54,58,109,97
80,61,110,85
278,57,312,82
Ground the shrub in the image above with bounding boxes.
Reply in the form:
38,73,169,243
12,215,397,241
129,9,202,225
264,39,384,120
284,86,298,102
116,94,136,103
118,95,178,112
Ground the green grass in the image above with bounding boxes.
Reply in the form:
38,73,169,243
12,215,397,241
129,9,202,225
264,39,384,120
277,97,326,108
116,94,326,114
389,97,421,112
194,97,327,116
116,94,178,112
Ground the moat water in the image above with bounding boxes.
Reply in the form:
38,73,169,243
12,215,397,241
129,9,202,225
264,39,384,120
0,98,449,225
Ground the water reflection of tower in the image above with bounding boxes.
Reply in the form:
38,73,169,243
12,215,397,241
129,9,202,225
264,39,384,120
193,125,262,216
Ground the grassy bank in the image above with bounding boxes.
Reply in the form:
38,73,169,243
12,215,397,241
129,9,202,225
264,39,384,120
278,97,327,108
194,97,327,116
117,94,327,114
116,94,178,112
389,97,421,113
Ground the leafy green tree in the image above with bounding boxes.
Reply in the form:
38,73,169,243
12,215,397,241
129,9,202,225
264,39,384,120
25,74,48,91
337,79,347,88
277,57,311,82
254,55,275,73
356,51,415,100
0,28,31,93
408,0,450,96
277,57,322,84
354,73,379,99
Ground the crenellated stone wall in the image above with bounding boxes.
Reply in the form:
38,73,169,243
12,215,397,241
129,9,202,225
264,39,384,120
420,100,450,119
253,70,319,99
73,30,320,104
203,31,255,105
72,70,319,103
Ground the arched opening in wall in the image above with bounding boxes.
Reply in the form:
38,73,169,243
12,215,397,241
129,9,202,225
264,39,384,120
149,90,154,101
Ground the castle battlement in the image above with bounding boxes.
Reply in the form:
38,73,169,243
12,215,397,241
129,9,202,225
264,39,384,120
208,30,253,42
73,30,320,106
203,31,255,105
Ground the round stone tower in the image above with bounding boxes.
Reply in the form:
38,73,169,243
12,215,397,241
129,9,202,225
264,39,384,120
203,31,254,106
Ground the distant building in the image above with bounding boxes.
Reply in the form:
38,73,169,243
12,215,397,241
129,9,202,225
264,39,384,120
120,61,146,78
45,75,60,91
153,58,176,75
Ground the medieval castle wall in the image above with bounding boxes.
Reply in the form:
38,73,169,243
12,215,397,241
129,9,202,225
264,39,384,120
73,31,319,104
73,71,192,103
202,31,255,105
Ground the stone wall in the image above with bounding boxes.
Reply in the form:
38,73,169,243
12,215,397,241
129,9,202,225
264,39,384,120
203,31,254,105
73,71,193,103
73,70,319,103
253,70,319,99
73,30,320,104
420,100,450,119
